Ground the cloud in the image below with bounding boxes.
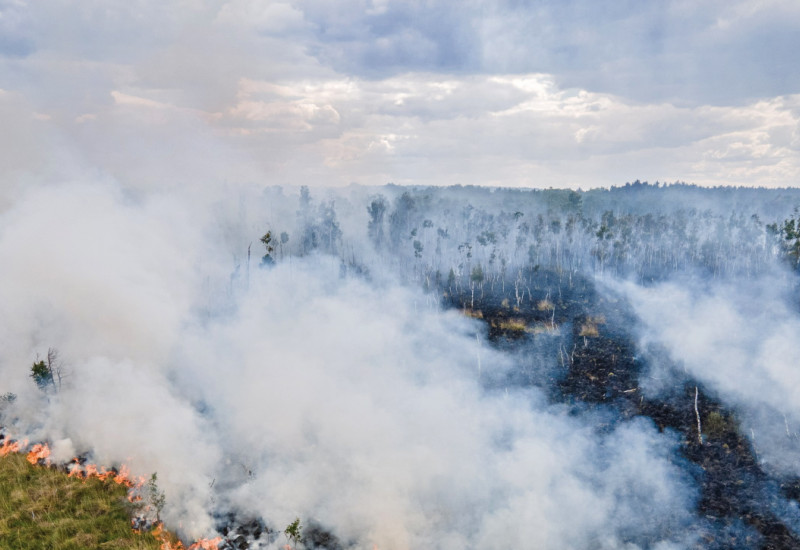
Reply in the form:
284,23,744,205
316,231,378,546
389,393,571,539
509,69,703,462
1,0,798,192
0,0,34,57
215,1,308,35
293,0,800,106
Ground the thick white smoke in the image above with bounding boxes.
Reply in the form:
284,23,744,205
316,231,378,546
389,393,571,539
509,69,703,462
0,181,699,548
614,273,800,476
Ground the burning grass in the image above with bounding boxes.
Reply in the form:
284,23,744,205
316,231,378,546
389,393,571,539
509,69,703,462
0,436,224,550
0,452,163,550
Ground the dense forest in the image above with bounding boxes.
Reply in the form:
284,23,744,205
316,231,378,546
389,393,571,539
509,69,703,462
253,181,800,285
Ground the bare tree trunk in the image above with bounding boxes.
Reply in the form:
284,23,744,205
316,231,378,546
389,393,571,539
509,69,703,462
694,387,703,445
246,243,251,290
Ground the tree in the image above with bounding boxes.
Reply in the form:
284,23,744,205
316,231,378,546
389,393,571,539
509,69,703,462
389,192,415,246
318,201,342,254
470,264,484,308
147,473,166,523
260,231,275,266
767,209,800,269
280,231,290,259
30,348,63,392
447,267,456,295
367,195,387,248
297,186,317,255
413,239,423,259
31,360,53,390
284,517,302,550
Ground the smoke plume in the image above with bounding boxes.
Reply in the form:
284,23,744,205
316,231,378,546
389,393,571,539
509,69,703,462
0,181,704,549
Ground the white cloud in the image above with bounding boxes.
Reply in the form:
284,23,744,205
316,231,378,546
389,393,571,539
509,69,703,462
215,1,308,34
0,0,798,192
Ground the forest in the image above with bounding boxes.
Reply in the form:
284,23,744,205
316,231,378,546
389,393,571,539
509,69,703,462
247,181,800,549
3,181,800,549
258,181,800,286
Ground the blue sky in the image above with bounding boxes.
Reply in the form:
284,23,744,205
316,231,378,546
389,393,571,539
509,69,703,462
1,0,799,189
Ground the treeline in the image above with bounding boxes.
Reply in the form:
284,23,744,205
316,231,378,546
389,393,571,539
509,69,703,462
252,182,800,298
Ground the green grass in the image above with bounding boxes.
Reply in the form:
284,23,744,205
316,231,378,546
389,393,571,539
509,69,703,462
0,453,162,550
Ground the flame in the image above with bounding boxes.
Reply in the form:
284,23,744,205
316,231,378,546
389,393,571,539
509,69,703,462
66,458,146,493
26,443,51,464
115,464,132,484
0,438,28,457
1,435,224,550
150,525,220,550
150,523,180,550
188,537,222,550
149,522,223,550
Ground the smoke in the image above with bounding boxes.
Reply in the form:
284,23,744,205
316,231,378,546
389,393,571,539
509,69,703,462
0,181,704,548
613,271,800,476
177,261,698,548
0,181,227,535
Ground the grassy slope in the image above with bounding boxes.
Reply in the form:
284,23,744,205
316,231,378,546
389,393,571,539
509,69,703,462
0,454,162,550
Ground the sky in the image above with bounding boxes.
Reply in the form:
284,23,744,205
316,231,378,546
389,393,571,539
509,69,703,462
1,0,799,190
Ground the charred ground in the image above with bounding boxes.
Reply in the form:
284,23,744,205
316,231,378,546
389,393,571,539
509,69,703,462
444,267,800,550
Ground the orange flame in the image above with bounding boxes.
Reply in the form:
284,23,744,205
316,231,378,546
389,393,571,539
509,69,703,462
26,443,51,464
188,537,222,550
115,464,132,484
2,436,225,550
66,458,146,493
148,522,214,550
0,438,28,457
148,523,221,550
151,523,176,550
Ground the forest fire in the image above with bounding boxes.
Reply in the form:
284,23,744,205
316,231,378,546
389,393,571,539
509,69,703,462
5,182,800,550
